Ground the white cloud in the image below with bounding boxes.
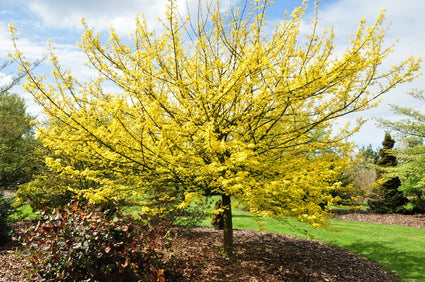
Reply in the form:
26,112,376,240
0,72,13,87
28,0,148,34
10,0,205,35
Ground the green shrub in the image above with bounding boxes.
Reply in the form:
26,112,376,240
404,197,425,214
143,187,211,228
0,191,15,244
18,202,193,281
158,199,211,228
14,172,76,210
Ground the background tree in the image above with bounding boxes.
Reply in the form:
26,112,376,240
0,59,41,244
389,145,425,213
0,55,44,190
10,0,421,256
328,145,379,207
376,90,425,213
359,144,380,164
347,145,379,203
0,91,43,189
368,134,408,213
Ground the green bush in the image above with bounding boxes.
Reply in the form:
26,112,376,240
15,168,129,217
0,190,15,244
18,202,193,281
14,172,76,210
143,186,211,228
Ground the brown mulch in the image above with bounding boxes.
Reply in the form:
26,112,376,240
0,243,28,282
1,211,424,281
333,209,425,229
174,226,399,281
0,221,32,282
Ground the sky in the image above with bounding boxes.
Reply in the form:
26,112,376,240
0,0,424,149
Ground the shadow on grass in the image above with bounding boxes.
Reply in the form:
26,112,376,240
346,241,425,281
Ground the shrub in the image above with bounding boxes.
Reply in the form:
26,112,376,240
143,187,211,228
158,199,211,228
0,190,15,245
18,202,193,281
14,172,76,210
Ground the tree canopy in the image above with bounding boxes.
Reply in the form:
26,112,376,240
10,0,421,255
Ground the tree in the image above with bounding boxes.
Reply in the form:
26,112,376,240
10,0,421,256
390,145,425,213
0,91,43,188
350,145,378,198
0,59,42,244
0,54,44,189
377,90,425,213
378,90,425,140
359,144,379,164
368,134,408,213
0,193,15,244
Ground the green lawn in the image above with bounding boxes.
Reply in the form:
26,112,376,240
200,208,425,282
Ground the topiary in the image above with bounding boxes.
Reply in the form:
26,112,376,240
368,134,408,214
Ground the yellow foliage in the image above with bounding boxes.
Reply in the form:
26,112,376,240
9,0,421,228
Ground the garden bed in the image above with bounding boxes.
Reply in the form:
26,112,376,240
2,211,424,281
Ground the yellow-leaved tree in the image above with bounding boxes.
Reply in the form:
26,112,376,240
10,0,421,256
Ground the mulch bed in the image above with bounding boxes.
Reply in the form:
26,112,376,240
174,227,399,281
333,209,425,229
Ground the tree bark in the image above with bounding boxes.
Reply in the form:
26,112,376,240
222,194,234,258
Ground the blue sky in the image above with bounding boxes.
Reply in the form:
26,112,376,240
0,0,424,149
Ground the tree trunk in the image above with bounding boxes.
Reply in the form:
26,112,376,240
222,194,234,258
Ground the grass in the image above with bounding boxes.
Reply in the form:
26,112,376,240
8,202,424,281
200,207,425,282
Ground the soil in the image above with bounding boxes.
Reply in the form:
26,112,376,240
1,211,424,282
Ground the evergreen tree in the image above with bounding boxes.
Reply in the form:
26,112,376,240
368,134,408,213
0,91,43,188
